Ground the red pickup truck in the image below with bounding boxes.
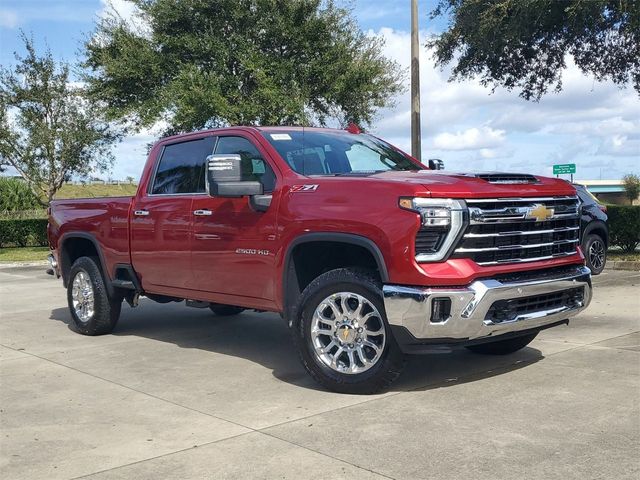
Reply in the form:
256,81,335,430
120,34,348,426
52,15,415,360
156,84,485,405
48,126,592,393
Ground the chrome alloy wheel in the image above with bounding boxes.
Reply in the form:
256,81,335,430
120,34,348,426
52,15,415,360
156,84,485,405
71,270,95,323
589,239,605,271
311,292,386,374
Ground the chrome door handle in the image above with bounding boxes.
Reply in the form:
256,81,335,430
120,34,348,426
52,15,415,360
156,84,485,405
134,210,149,216
193,209,213,216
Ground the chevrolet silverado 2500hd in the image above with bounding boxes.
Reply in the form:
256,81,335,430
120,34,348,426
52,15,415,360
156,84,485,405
48,126,592,393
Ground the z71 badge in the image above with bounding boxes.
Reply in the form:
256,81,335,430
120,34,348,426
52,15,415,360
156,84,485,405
291,184,319,193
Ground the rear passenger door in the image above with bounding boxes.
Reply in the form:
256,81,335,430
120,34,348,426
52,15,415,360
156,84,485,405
130,136,215,290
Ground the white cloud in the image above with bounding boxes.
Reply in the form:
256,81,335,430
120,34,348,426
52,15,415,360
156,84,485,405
597,135,640,157
433,127,506,151
98,0,149,34
99,0,136,21
0,8,19,28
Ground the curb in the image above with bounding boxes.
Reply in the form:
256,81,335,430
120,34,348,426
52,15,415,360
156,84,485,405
604,260,640,271
0,260,49,269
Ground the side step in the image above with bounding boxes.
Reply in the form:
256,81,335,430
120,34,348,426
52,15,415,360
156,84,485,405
186,299,210,309
111,279,136,290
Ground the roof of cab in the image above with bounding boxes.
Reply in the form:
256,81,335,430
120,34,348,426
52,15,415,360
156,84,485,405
157,125,353,144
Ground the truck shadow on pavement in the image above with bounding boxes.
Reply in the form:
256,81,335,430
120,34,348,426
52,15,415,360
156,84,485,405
49,300,544,393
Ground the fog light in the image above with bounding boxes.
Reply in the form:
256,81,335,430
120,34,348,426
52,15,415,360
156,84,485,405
430,297,451,323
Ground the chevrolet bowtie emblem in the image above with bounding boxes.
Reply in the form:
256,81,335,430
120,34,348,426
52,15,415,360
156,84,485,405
526,204,554,222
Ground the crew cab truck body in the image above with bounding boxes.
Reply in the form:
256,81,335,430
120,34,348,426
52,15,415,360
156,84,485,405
48,127,592,393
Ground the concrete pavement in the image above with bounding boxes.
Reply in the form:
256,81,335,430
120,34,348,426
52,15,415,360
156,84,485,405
1,266,638,479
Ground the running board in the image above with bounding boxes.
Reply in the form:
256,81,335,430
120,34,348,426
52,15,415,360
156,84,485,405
111,279,136,290
186,299,210,309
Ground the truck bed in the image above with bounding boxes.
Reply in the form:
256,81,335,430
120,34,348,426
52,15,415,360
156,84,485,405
48,196,133,277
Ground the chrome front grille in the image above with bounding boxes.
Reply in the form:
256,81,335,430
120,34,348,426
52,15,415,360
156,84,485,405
452,196,581,266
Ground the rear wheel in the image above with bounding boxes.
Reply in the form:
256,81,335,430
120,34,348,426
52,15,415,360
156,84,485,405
209,304,245,316
583,233,606,275
67,256,121,335
293,268,405,394
466,333,538,355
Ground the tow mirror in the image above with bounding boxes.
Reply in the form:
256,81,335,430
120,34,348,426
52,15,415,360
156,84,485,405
428,158,444,170
206,154,263,197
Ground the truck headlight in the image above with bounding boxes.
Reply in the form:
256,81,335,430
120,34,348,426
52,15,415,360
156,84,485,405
399,197,467,262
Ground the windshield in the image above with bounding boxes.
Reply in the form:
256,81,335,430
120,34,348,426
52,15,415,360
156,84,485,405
261,130,422,175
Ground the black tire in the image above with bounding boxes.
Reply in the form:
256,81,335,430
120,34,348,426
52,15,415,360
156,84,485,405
209,304,245,316
67,256,121,335
292,268,406,394
466,332,538,355
583,233,606,275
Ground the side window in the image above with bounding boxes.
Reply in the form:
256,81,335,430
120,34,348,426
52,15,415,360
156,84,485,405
151,137,215,194
215,136,277,193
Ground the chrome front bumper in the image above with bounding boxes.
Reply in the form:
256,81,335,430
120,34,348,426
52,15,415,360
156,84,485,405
383,265,592,344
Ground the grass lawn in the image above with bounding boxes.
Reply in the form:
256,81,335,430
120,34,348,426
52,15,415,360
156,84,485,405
55,183,138,199
0,246,49,263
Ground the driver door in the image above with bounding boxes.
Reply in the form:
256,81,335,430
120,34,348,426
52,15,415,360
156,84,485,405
189,134,279,301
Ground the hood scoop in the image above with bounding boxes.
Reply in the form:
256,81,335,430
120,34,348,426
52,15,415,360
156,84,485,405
474,173,540,184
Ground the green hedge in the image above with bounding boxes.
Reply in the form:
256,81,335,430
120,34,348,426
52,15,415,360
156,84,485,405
0,218,48,248
607,205,640,253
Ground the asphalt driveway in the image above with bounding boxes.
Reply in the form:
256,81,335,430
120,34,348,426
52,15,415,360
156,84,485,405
1,266,638,479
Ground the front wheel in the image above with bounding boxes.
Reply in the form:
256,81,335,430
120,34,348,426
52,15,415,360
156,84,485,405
583,234,606,275
67,256,121,335
293,268,405,394
466,333,538,355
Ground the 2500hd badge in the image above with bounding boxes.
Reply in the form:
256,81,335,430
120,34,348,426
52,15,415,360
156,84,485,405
236,248,270,256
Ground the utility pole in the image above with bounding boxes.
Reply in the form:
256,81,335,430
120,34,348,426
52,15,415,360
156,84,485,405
411,0,422,162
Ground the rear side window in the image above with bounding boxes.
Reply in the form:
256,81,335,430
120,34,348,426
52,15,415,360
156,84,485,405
151,137,215,194
215,136,277,193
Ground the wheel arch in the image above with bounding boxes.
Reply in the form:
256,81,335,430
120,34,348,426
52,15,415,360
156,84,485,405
281,232,389,324
583,220,608,247
59,232,113,295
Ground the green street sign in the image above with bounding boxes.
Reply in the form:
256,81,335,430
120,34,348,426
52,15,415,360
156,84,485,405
553,163,576,175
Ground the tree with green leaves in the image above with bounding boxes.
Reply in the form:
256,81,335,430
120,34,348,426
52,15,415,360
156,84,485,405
83,0,404,135
0,35,120,205
428,0,640,100
0,177,41,212
622,173,640,205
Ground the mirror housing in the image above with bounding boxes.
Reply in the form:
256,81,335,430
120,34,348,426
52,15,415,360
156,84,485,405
428,158,444,170
206,154,263,197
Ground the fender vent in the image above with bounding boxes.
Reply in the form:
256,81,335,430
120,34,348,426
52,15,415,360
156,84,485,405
476,173,539,184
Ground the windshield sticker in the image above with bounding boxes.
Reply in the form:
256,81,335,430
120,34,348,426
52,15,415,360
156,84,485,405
291,184,319,193
270,133,292,141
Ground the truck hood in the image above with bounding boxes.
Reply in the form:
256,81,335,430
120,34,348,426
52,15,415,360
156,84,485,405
364,170,576,198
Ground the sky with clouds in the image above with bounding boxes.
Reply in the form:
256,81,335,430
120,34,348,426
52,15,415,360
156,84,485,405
1,0,638,181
